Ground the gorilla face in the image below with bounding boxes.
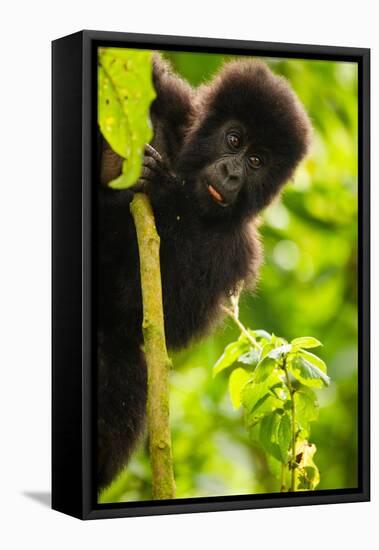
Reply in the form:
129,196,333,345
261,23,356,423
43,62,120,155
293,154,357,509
177,114,305,222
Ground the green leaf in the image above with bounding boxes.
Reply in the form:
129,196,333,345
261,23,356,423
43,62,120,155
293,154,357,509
253,355,277,383
278,413,292,462
294,387,319,434
242,373,284,420
253,343,292,382
213,338,250,376
299,349,327,373
248,421,261,443
98,48,156,189
266,455,282,479
294,440,320,491
253,330,271,341
238,349,260,367
268,344,292,360
290,356,330,388
259,412,283,462
291,336,323,349
228,368,251,409
260,342,276,359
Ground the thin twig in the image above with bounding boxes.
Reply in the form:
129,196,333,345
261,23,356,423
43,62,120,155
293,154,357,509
221,304,258,347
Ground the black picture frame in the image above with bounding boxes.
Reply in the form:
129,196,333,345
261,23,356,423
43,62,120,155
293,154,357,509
52,30,370,520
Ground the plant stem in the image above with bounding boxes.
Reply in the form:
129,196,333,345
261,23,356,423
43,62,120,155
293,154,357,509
130,193,176,500
283,359,297,492
280,462,287,492
221,305,257,347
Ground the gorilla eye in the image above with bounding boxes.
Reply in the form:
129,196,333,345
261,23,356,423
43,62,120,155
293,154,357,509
226,132,241,150
249,155,263,169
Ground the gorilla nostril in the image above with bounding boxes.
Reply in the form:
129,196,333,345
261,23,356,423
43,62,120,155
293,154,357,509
220,163,229,179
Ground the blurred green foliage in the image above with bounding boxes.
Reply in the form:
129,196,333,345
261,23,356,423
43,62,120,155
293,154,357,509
99,51,358,503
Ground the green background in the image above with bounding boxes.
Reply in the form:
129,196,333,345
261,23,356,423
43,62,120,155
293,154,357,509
100,51,358,503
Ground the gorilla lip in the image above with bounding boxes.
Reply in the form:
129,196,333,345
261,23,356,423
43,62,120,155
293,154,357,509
207,184,227,206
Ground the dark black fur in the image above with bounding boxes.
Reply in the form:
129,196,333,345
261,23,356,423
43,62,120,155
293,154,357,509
97,54,311,490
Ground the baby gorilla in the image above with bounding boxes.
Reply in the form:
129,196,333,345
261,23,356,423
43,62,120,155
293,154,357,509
97,54,312,490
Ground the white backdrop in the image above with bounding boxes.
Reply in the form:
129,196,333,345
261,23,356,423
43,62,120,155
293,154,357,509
0,1,376,548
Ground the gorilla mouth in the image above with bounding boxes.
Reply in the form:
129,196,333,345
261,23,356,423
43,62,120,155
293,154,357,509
207,184,228,207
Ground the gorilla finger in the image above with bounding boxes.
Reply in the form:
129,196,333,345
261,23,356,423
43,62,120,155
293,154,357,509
144,143,162,162
141,164,156,180
143,156,161,173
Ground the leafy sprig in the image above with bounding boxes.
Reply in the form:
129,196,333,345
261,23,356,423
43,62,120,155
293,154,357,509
214,303,330,492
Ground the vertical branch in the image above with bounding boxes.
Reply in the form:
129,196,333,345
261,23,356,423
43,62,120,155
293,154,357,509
130,192,176,500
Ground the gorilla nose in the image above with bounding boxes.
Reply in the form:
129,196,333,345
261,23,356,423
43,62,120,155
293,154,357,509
219,164,242,193
225,175,241,190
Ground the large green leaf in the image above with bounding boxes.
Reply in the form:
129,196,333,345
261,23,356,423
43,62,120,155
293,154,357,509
259,412,283,462
213,336,251,376
253,355,276,383
299,349,327,373
294,387,319,435
98,48,156,189
278,413,292,462
228,368,251,409
290,356,330,388
260,342,276,359
242,373,285,421
253,343,292,382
